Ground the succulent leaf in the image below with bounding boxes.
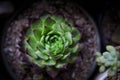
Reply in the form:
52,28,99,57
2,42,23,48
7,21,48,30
99,66,105,72
23,15,81,71
108,69,116,76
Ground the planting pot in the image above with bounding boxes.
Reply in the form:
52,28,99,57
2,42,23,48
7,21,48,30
1,1,100,80
102,7,120,80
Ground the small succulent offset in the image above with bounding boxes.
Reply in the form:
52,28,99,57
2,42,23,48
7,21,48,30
23,15,81,71
95,45,120,76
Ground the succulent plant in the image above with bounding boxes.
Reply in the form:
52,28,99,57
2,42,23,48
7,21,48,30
95,45,120,76
23,15,81,71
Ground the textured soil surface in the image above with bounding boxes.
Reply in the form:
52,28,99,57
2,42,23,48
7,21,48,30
102,10,120,80
2,1,99,80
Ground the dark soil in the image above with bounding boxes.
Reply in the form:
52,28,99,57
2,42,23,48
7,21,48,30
2,1,100,80
102,9,120,80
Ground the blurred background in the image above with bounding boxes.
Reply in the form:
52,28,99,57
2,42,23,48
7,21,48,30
0,0,118,80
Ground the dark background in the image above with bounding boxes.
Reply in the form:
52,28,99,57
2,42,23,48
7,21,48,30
0,0,119,80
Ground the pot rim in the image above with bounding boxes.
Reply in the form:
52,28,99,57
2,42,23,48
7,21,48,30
1,1,101,80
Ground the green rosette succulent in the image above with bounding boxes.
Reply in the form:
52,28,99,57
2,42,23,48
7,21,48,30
23,15,81,71
95,45,120,76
